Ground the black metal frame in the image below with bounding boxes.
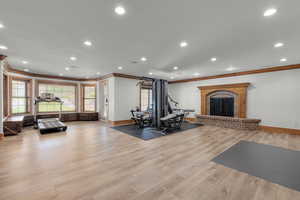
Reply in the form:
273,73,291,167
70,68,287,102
133,77,188,134
130,110,152,128
34,94,67,133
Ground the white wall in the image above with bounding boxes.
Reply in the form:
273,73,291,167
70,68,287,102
108,77,116,121
97,80,104,119
113,77,140,121
169,69,300,129
0,60,4,135
99,76,140,122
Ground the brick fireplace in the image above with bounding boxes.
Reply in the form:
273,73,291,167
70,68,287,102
196,83,261,130
208,91,236,117
198,82,250,118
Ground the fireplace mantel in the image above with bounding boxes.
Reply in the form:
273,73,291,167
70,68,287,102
198,83,250,118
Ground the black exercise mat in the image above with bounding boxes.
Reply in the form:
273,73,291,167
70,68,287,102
112,122,202,140
213,140,300,192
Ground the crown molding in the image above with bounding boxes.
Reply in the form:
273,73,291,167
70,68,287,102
6,65,95,82
109,73,141,80
198,82,250,90
9,61,299,84
7,65,142,82
170,64,300,84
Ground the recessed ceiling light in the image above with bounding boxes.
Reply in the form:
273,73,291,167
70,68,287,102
22,60,28,64
24,69,29,72
148,72,153,75
115,6,126,15
274,42,284,48
211,57,217,62
96,72,101,75
118,66,123,70
86,76,89,79
59,73,63,76
264,8,277,17
173,66,179,70
180,41,188,48
141,57,147,62
84,40,92,46
226,66,236,71
65,67,70,71
193,72,200,76
280,58,287,62
70,56,77,61
0,45,8,50
170,77,175,80
0,23,4,29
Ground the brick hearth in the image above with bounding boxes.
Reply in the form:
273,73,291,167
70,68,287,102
195,114,261,130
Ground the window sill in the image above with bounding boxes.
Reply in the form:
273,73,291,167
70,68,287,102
11,112,32,116
37,111,77,115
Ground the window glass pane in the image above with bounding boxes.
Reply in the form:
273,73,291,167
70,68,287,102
83,86,96,112
141,88,152,111
38,83,76,112
12,80,28,114
85,86,96,98
84,99,96,112
149,90,152,109
12,80,26,97
12,98,26,114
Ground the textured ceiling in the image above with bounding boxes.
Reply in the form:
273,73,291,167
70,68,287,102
1,0,300,80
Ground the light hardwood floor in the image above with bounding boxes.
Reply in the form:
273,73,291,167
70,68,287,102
1,121,300,200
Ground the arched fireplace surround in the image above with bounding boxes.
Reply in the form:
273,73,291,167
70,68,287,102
198,83,250,118
207,90,238,117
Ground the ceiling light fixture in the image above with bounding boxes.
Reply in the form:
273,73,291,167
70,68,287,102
0,23,4,29
274,42,284,48
280,58,287,62
211,57,217,62
173,66,179,70
96,72,101,75
70,56,77,61
180,41,188,48
118,66,123,70
193,72,200,76
59,73,63,76
148,72,153,75
170,77,175,80
24,69,29,72
115,6,126,15
22,61,28,64
264,8,277,17
226,66,236,71
141,57,147,62
84,40,92,46
0,45,8,50
65,67,70,71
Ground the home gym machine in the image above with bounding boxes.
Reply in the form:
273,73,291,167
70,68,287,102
132,77,194,133
34,93,67,134
130,107,152,128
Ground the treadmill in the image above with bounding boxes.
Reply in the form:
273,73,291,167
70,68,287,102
34,93,67,134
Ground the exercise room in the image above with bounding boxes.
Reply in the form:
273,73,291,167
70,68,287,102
1,1,300,199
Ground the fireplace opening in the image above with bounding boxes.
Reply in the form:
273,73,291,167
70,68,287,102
210,97,234,117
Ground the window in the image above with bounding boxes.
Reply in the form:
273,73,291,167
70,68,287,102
82,84,96,112
140,88,152,111
3,75,8,116
38,82,77,112
11,78,31,114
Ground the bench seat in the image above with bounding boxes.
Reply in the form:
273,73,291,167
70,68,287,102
4,116,25,136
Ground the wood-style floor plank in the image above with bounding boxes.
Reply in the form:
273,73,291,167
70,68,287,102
0,121,300,200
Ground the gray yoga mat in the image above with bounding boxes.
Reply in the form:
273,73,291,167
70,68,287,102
112,122,201,140
213,140,300,192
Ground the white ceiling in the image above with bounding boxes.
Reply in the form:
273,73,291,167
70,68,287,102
1,0,300,80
